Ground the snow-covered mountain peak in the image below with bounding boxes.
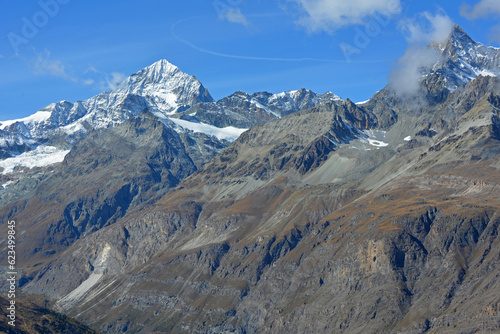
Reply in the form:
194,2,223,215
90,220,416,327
0,59,344,173
443,25,474,49
114,59,213,114
120,59,181,89
249,88,342,117
431,24,500,90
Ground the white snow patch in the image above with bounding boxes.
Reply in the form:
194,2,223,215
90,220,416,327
0,146,69,174
162,92,178,107
0,111,52,130
169,118,247,141
356,99,370,105
61,121,86,134
361,129,389,148
2,181,14,188
404,136,412,141
251,99,280,117
367,138,389,147
476,69,497,77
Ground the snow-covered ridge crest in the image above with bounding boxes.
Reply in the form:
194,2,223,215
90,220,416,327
114,59,214,114
0,59,219,173
0,60,213,146
431,24,500,91
0,59,339,173
242,88,342,118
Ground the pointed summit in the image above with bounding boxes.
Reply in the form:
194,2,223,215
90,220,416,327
131,59,181,84
430,24,500,91
438,24,476,60
113,60,213,114
449,24,473,42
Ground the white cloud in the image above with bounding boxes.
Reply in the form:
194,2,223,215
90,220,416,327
493,25,500,43
460,0,500,20
222,8,250,26
460,0,500,43
105,72,126,90
31,49,77,82
27,51,122,89
85,66,99,74
389,11,453,97
84,66,126,90
401,11,454,45
290,0,401,32
388,46,439,96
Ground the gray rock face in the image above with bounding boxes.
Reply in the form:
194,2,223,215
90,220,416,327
1,25,500,334
433,25,500,91
0,111,226,266
0,60,213,156
176,89,342,128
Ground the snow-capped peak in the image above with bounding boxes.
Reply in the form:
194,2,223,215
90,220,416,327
0,60,217,161
431,24,500,90
0,59,343,174
113,59,213,114
250,88,342,117
118,59,181,91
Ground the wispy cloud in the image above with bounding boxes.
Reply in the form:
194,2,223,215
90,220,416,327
389,11,453,97
171,16,390,63
31,49,77,82
289,0,401,33
389,46,440,96
221,8,250,26
26,50,127,91
460,0,500,19
84,66,126,90
82,78,95,85
493,25,500,43
28,50,113,89
400,11,454,44
85,66,99,74
106,72,126,90
460,0,500,43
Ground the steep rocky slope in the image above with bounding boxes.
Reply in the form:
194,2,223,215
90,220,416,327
11,72,500,333
0,112,229,268
0,61,337,211
174,89,342,128
0,26,499,333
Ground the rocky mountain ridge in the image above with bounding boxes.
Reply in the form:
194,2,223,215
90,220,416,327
0,60,339,163
176,89,342,128
0,25,499,333
0,60,340,212
433,25,500,91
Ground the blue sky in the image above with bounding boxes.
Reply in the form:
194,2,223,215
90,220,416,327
1,0,499,121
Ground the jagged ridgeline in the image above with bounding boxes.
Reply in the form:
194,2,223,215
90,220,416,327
1,25,500,333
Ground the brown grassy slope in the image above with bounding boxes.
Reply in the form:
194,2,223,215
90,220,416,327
0,295,99,334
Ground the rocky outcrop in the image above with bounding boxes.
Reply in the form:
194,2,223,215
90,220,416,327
176,89,342,128
0,112,226,266
1,25,500,334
